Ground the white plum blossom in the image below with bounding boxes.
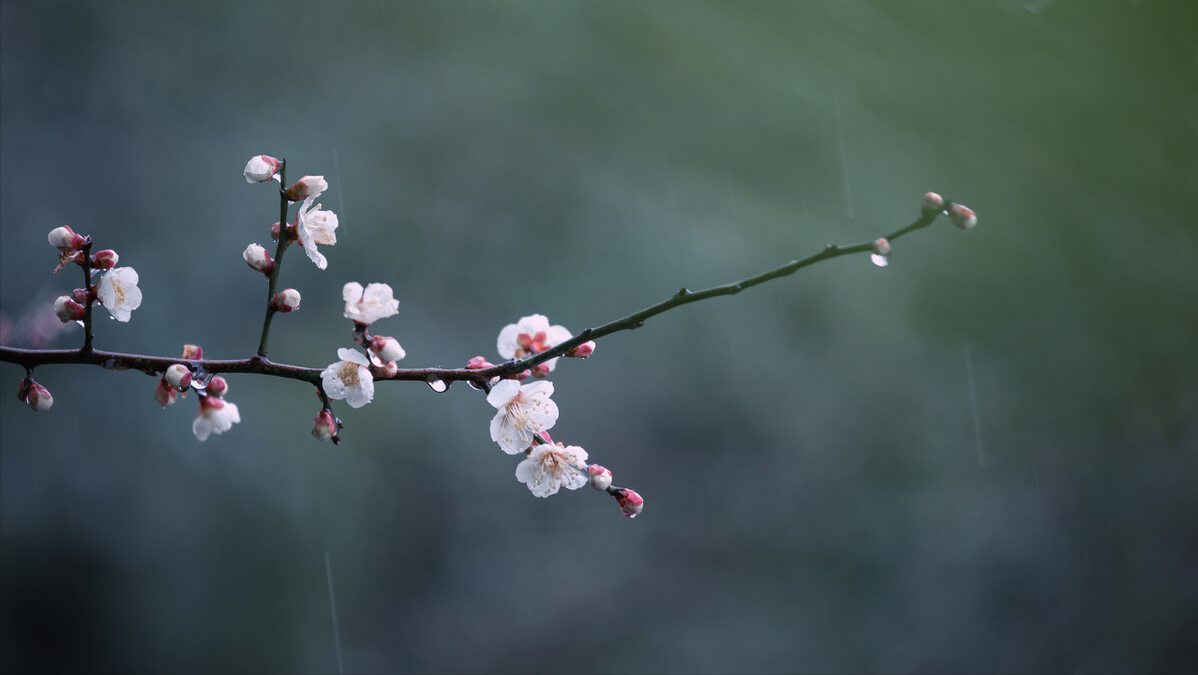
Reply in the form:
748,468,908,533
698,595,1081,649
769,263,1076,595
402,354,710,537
243,243,272,272
193,396,240,441
342,282,399,325
296,197,338,270
515,443,589,497
285,175,328,202
321,348,374,408
96,267,143,322
487,379,558,454
496,314,572,374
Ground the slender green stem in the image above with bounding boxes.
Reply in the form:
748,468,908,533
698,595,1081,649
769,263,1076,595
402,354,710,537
256,160,289,357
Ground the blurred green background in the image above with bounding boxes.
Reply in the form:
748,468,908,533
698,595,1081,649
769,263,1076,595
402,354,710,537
2,1,1196,672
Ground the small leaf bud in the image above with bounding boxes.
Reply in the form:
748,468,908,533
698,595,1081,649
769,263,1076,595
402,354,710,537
270,221,282,241
53,295,86,322
567,340,596,358
244,155,282,183
949,203,978,230
90,249,119,270
243,243,273,274
206,376,228,398
870,238,892,267
284,175,328,202
312,409,337,441
164,364,192,391
614,488,644,518
271,288,301,312
588,464,613,491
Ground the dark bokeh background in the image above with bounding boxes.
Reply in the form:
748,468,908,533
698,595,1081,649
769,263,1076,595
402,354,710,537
2,1,1196,673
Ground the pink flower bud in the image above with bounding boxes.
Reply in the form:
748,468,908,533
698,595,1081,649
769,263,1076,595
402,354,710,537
271,288,301,312
615,488,644,518
588,464,613,490
949,203,978,230
510,369,532,381
531,362,552,378
71,287,92,305
244,155,282,183
921,191,945,215
369,335,406,364
181,344,204,360
243,243,273,274
165,364,192,391
270,221,282,241
20,380,53,412
466,356,494,370
284,175,328,202
873,238,891,257
567,340,596,358
53,296,85,322
155,378,179,407
48,225,85,251
89,249,119,270
376,361,399,378
312,409,337,441
206,376,228,398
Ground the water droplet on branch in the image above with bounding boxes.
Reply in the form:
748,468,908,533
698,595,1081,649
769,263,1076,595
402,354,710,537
425,376,449,393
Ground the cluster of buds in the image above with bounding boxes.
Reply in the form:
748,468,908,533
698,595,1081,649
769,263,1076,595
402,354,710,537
47,226,142,324
922,191,978,230
17,377,53,412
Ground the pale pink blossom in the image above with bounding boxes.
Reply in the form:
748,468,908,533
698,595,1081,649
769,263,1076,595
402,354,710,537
96,267,142,322
285,175,327,202
487,379,558,454
321,348,374,408
496,314,572,374
515,443,589,497
193,395,240,441
296,198,338,270
342,282,399,325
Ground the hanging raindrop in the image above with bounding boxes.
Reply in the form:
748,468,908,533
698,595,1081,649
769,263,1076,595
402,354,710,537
870,253,890,267
191,365,214,390
425,376,449,393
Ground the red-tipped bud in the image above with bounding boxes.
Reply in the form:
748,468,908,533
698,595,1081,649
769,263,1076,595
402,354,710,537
949,203,978,230
271,288,301,312
531,362,552,378
53,296,86,322
466,356,494,370
615,488,644,518
181,344,204,360
164,364,192,391
206,376,228,398
89,249,119,270
376,361,399,378
244,155,282,183
155,378,180,407
71,287,92,305
19,379,53,412
921,191,945,215
270,221,282,241
48,225,85,251
284,175,328,202
312,409,337,441
369,335,406,363
567,340,596,358
243,243,273,274
588,464,613,490
510,369,532,381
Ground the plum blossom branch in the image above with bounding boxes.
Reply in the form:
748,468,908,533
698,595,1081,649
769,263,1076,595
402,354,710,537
0,194,973,387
